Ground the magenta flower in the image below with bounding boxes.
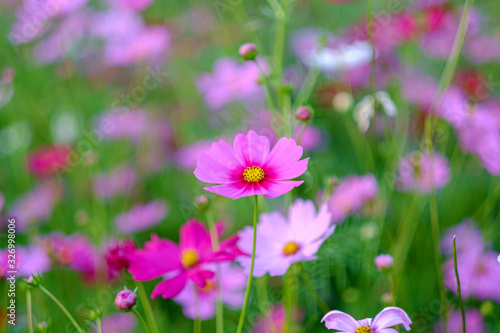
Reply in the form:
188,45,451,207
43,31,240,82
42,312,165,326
127,219,241,299
322,307,412,332
114,200,168,233
194,130,309,199
173,263,246,319
238,199,334,277
105,239,136,280
396,152,451,193
327,174,378,224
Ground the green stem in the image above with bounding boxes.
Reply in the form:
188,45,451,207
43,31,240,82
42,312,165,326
194,317,201,333
27,290,34,333
365,0,377,93
453,236,466,333
236,195,259,333
388,275,397,307
132,308,152,333
96,317,102,333
206,210,224,333
299,264,330,313
39,285,84,333
135,282,160,333
293,67,320,109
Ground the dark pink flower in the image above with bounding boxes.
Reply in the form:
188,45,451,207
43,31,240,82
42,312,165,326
127,219,240,299
322,307,412,332
194,130,309,199
105,239,136,280
27,145,71,178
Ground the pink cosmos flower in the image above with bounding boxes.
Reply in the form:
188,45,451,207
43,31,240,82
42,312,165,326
435,309,484,333
440,219,484,257
327,174,378,224
374,254,394,271
196,58,265,110
194,130,309,199
396,152,451,193
7,180,63,232
91,313,136,333
322,307,412,332
112,0,154,11
173,263,246,319
1,245,51,278
115,200,168,233
175,140,213,171
104,239,136,281
93,164,137,199
238,199,334,277
253,304,304,333
127,219,241,299
27,145,71,178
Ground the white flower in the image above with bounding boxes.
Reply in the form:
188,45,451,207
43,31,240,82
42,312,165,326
353,91,398,132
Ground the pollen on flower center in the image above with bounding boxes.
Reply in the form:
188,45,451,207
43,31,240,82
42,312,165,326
243,166,264,182
283,241,300,256
355,325,372,333
181,250,199,268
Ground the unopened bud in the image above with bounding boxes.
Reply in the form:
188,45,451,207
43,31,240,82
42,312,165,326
295,106,313,122
374,254,394,272
239,43,257,61
114,289,137,312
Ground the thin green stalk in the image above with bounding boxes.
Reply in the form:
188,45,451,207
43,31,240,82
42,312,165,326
293,67,320,108
132,308,152,333
254,59,277,113
39,285,84,333
206,210,224,333
388,275,397,307
365,0,377,93
194,317,201,333
27,290,34,333
96,317,102,333
236,195,259,333
453,236,466,333
299,264,330,313
135,282,160,333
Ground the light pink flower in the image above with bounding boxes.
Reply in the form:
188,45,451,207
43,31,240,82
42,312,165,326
7,180,63,232
440,219,484,258
93,164,137,199
127,219,241,299
238,199,334,277
194,130,308,199
173,263,246,319
92,313,136,333
1,245,51,278
396,152,451,193
115,200,168,233
253,304,304,333
175,140,213,171
435,309,484,333
327,174,378,223
322,307,412,332
111,0,154,11
374,254,394,271
196,58,265,110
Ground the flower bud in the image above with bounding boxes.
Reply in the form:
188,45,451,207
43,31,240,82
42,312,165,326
194,195,210,212
37,322,49,333
239,43,257,61
114,289,137,311
374,254,394,272
295,106,313,122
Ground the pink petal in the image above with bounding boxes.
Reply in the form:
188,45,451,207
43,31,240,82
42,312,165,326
189,269,215,288
194,139,244,183
151,272,187,299
233,130,270,166
179,219,211,253
263,137,304,172
266,158,309,180
127,235,181,280
259,179,304,198
321,310,360,331
372,307,412,331
203,181,249,199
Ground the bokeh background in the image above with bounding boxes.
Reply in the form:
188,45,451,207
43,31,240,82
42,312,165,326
1,0,500,332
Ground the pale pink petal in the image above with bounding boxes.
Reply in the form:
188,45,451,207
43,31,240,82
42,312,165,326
372,307,412,331
203,181,249,199
377,329,398,333
194,140,244,183
321,310,360,331
233,130,270,166
151,273,187,299
260,179,304,198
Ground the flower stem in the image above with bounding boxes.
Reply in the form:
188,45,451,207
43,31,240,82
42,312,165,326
453,236,466,333
135,282,160,333
299,264,330,314
236,195,259,333
206,210,224,333
96,317,102,333
26,290,34,333
39,285,84,333
132,308,152,333
194,317,201,333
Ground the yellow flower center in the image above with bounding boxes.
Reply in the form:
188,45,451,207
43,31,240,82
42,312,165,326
181,250,199,268
283,241,300,256
243,166,264,182
199,280,215,293
355,326,372,333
